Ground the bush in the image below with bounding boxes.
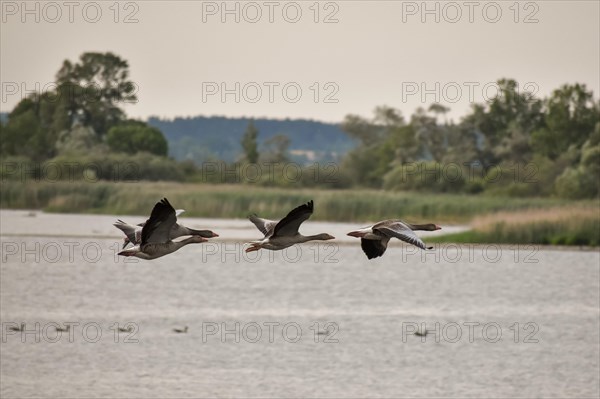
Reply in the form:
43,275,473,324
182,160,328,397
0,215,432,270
32,153,186,182
106,122,168,156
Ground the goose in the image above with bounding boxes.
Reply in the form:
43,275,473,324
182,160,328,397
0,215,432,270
115,209,218,249
118,198,209,260
173,326,188,333
8,323,25,332
118,325,134,333
316,325,335,335
246,200,335,252
55,325,70,332
347,220,441,259
414,329,432,337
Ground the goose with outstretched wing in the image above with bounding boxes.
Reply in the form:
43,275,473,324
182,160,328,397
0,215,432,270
246,200,334,252
114,209,218,249
118,198,209,260
348,220,441,259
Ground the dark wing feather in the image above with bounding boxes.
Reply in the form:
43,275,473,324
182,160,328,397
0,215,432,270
248,214,278,236
361,238,389,259
141,198,177,245
375,224,431,250
273,200,314,237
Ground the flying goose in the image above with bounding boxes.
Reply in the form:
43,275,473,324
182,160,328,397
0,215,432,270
118,198,209,260
118,325,134,333
347,220,441,259
173,326,188,333
414,329,433,337
316,325,335,335
55,325,70,332
115,209,218,249
246,200,335,252
8,323,25,332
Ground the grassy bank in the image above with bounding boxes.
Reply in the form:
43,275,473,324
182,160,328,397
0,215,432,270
1,180,596,224
430,206,600,246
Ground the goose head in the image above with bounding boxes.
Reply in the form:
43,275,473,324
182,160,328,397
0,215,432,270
420,224,442,231
314,233,335,241
347,227,372,238
118,247,140,257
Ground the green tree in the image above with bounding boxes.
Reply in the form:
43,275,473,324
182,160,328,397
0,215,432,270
55,124,99,155
2,52,138,161
531,84,599,160
106,121,168,156
463,78,543,166
261,134,290,163
341,106,415,187
55,52,137,136
241,121,259,163
555,122,600,198
428,103,450,124
0,99,48,160
412,107,446,162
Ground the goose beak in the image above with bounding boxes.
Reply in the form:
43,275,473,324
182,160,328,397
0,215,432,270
211,232,219,238
435,225,442,230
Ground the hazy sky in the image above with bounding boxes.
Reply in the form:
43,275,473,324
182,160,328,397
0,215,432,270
2,0,599,123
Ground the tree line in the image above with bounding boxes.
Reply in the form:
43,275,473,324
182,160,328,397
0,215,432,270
336,79,599,198
1,52,598,198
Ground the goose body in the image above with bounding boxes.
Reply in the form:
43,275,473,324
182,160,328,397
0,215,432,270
348,220,441,259
118,198,209,260
246,200,334,252
114,209,218,249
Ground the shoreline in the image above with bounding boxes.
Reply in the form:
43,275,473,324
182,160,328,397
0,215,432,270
0,209,463,244
1,209,598,250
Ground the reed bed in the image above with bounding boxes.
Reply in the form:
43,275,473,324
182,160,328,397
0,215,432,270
1,181,589,226
432,205,600,246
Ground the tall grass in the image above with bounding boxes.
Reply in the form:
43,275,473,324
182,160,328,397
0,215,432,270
432,206,600,246
0,180,591,224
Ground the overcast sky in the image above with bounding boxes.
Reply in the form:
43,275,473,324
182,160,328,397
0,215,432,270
1,0,599,123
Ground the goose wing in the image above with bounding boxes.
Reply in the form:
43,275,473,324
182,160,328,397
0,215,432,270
373,221,431,250
113,220,138,243
131,210,182,230
361,237,390,259
273,200,314,237
141,198,178,245
248,214,278,236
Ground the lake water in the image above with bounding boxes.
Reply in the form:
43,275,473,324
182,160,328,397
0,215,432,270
1,210,599,398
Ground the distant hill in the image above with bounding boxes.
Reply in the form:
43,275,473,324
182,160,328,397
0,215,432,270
147,116,356,164
1,111,356,164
